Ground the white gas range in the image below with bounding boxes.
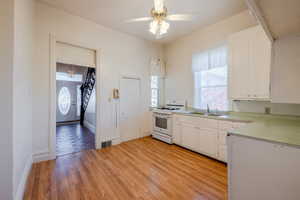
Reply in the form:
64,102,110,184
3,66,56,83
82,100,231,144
152,103,185,144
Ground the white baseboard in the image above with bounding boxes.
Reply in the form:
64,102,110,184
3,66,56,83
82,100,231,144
33,151,56,163
112,137,121,145
14,156,32,200
110,134,149,146
143,131,151,137
83,120,96,133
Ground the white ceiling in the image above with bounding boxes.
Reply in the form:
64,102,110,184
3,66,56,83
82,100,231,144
257,0,300,39
39,0,247,43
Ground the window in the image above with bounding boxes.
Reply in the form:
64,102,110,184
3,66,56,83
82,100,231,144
58,87,71,115
192,46,228,111
151,76,159,107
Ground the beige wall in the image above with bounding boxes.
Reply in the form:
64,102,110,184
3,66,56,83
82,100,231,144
0,0,34,199
164,10,256,107
0,1,14,199
33,2,163,159
13,0,35,199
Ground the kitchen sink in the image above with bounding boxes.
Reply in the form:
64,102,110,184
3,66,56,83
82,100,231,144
189,111,224,117
206,113,224,117
189,111,205,115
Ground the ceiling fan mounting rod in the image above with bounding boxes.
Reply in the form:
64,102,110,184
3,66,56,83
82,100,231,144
151,6,167,21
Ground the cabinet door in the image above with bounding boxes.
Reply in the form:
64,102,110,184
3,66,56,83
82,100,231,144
197,128,218,157
173,119,182,145
228,135,300,200
218,144,227,162
218,130,227,145
181,123,200,151
271,35,300,104
229,29,251,99
249,26,271,99
229,25,271,100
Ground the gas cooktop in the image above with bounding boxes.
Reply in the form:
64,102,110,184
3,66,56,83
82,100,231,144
158,107,180,111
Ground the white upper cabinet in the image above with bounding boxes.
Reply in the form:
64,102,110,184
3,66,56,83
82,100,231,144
229,25,272,100
271,35,300,104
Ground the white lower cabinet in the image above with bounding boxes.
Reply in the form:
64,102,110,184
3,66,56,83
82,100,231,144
218,145,227,162
181,123,218,157
197,128,218,157
228,134,300,200
181,123,201,152
173,114,247,162
172,116,182,145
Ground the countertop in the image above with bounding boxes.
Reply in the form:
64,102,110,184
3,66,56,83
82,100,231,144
172,110,300,147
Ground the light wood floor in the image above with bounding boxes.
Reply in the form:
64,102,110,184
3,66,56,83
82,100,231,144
24,137,227,200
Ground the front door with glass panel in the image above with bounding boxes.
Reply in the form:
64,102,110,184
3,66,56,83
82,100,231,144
56,81,82,122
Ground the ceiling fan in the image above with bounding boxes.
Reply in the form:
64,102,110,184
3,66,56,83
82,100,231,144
126,0,195,38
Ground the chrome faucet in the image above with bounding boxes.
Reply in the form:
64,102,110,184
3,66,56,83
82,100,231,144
206,104,210,114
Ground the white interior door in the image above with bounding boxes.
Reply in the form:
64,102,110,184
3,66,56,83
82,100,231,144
120,77,141,142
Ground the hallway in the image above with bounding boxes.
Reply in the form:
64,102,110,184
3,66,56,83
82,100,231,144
56,123,95,156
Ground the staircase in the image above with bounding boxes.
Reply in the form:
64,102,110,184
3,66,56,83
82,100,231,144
80,68,96,125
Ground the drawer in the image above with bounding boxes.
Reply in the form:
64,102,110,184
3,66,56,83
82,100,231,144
218,121,233,131
232,122,247,129
177,115,218,129
178,115,201,124
218,130,228,145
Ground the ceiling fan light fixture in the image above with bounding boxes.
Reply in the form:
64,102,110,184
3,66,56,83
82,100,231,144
149,20,159,34
159,20,170,35
149,20,170,37
126,0,193,39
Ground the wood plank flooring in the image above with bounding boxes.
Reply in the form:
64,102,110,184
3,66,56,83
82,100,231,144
24,137,227,200
56,123,95,156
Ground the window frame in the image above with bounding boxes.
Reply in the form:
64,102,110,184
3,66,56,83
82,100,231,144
150,76,160,107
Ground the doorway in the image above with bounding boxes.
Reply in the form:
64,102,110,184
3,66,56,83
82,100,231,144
119,77,141,142
56,63,96,156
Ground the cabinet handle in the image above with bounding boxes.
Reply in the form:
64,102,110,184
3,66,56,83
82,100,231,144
194,126,200,129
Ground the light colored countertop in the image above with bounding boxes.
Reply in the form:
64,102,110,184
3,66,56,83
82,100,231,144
173,110,300,147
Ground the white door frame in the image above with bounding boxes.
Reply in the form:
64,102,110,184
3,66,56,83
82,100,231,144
119,75,142,143
49,34,102,160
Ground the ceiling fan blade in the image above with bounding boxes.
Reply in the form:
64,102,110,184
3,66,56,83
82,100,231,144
166,14,195,21
154,0,164,12
125,17,153,23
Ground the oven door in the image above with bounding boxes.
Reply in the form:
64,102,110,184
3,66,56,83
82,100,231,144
153,113,172,136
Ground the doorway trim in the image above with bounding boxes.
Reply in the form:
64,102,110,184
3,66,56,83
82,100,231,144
119,75,142,143
49,34,102,160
